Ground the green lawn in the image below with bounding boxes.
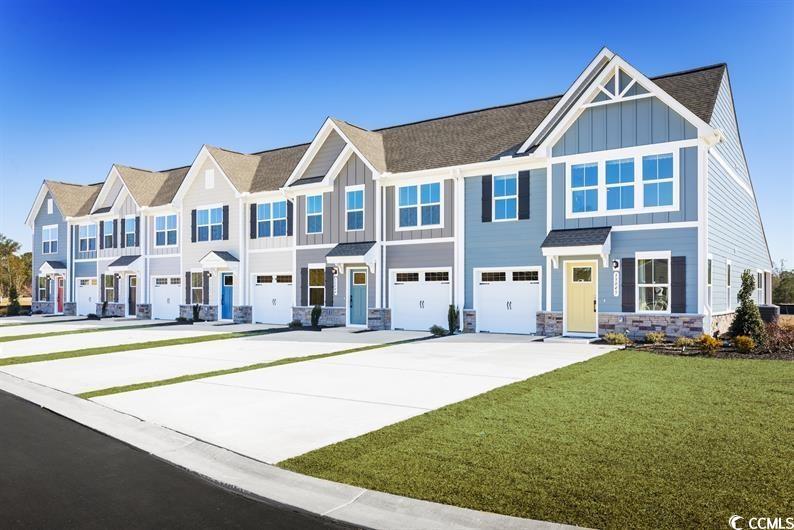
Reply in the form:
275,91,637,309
281,350,794,529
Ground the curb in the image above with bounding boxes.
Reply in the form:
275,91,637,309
0,372,579,530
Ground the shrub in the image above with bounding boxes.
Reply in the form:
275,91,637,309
288,319,302,329
86,313,101,320
698,334,721,355
603,332,632,345
729,270,767,345
7,285,20,316
762,322,794,354
101,301,108,317
429,325,447,337
644,331,666,344
310,304,322,328
733,335,756,354
674,336,696,348
192,304,201,322
175,316,192,324
447,305,459,335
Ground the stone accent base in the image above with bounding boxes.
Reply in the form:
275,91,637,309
599,313,704,339
711,312,734,336
292,306,346,327
179,304,218,321
367,308,391,330
233,305,252,324
136,304,152,320
537,311,563,336
63,302,77,316
97,303,125,318
31,301,54,314
462,310,476,333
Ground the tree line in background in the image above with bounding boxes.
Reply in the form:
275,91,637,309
773,260,794,304
0,234,32,312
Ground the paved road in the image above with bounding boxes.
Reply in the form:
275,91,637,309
0,390,356,529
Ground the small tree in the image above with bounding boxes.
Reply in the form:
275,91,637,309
447,304,459,335
729,269,766,344
7,285,20,316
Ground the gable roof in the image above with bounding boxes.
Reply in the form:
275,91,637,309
46,180,103,217
204,144,310,194
114,165,190,208
653,64,726,123
330,119,387,173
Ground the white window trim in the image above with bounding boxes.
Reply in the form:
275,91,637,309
726,260,732,311
41,224,58,255
196,205,223,242
307,266,326,306
345,185,365,232
78,223,97,253
635,250,672,315
706,254,713,309
257,200,289,238
46,198,53,215
305,194,324,235
124,216,136,247
604,157,637,212
103,274,115,303
204,169,215,189
154,214,178,248
569,162,600,215
562,142,685,219
394,181,444,232
102,219,115,248
492,174,518,222
38,277,48,300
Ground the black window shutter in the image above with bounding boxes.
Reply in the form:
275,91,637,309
202,271,210,305
250,203,257,239
622,258,635,312
222,205,229,240
287,200,293,236
481,175,492,222
120,218,126,248
300,267,308,306
671,256,686,313
190,209,197,242
134,216,140,246
518,170,530,220
185,272,191,304
100,274,105,302
324,267,334,307
99,222,104,250
113,275,119,303
113,219,118,248
33,276,38,301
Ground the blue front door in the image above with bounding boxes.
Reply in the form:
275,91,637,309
349,270,367,326
221,273,233,320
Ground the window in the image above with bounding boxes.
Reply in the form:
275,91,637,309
757,271,764,305
425,271,449,282
276,275,292,284
306,195,323,234
257,201,288,238
727,261,732,309
346,187,364,231
606,158,635,210
353,271,366,285
637,257,670,312
204,169,215,189
642,154,674,207
155,215,177,246
191,272,204,304
170,277,181,285
308,268,325,305
79,279,90,286
102,220,114,248
707,258,713,307
572,267,592,282
38,277,47,300
78,224,96,252
256,275,272,284
493,175,517,221
104,275,115,303
571,163,598,213
46,198,53,215
395,272,419,283
481,272,506,282
197,207,223,242
398,182,441,228
513,271,539,282
155,278,168,286
124,217,136,247
42,225,58,254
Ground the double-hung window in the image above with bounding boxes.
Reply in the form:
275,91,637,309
124,217,136,247
346,186,364,231
637,255,670,312
606,158,635,210
258,201,288,237
42,225,58,254
707,258,713,307
104,275,115,303
190,272,204,304
308,268,325,306
571,163,598,213
197,207,223,242
155,215,177,246
398,182,441,228
103,220,114,248
493,175,517,221
79,224,96,252
642,154,674,207
726,261,732,309
757,271,764,305
306,195,323,234
38,277,48,300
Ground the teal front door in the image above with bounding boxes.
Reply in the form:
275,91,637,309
348,269,367,326
221,273,233,320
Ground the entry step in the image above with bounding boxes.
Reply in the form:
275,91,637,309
543,335,600,344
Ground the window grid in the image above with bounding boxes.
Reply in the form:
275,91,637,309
395,273,419,283
104,275,115,303
256,275,272,284
38,277,47,301
124,217,136,247
308,268,325,305
42,226,58,254
346,188,364,231
493,175,517,221
481,272,506,282
637,258,670,312
306,195,323,234
642,154,674,207
513,271,539,282
78,224,97,252
191,272,203,304
605,158,635,211
571,163,598,213
425,271,449,282
276,275,292,284
398,182,441,228
155,215,177,246
102,220,114,248
258,201,288,238
155,278,168,286
197,207,223,242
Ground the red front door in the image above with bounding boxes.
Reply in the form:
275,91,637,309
57,277,64,313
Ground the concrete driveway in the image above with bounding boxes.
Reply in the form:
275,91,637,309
95,334,615,463
0,317,164,338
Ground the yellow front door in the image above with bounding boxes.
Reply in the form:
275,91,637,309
565,262,596,334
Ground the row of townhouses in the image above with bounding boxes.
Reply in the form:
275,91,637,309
25,48,773,338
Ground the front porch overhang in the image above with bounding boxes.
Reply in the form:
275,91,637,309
107,255,143,274
541,227,612,268
199,250,240,270
38,260,67,275
325,241,377,272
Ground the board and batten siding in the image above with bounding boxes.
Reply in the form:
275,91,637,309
147,213,181,256
384,179,455,241
463,170,546,309
98,193,140,259
384,241,454,306
302,130,346,180
94,177,123,211
246,199,293,251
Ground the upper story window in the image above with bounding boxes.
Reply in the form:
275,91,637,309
257,201,288,238
155,214,177,246
46,198,53,215
78,224,96,252
306,195,323,234
493,175,517,221
642,154,674,207
124,217,136,247
637,255,670,313
346,186,364,231
197,207,223,242
757,271,764,304
102,220,114,248
605,159,634,210
398,182,441,229
571,163,598,213
41,225,58,254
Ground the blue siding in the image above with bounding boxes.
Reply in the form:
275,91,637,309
550,227,698,313
74,261,97,278
464,169,547,308
32,191,68,284
552,97,697,156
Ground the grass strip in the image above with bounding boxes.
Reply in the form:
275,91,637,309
0,321,183,343
78,335,433,399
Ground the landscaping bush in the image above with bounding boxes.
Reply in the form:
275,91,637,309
101,301,108,317
603,332,632,345
698,333,721,355
729,270,767,345
7,285,20,316
175,316,192,324
86,313,101,320
429,324,447,337
288,319,302,329
674,336,696,348
447,305,459,335
310,304,322,328
762,322,794,354
644,331,666,344
733,335,756,354
192,304,201,322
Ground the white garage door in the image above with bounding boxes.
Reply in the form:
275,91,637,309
252,274,293,325
476,269,541,334
152,277,181,320
75,278,98,316
390,269,451,331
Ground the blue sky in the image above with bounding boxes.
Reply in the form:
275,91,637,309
1,0,792,264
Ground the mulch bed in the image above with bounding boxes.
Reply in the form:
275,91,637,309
630,342,794,361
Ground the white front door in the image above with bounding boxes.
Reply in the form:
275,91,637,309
390,269,451,331
75,277,98,316
252,274,293,324
475,268,541,334
151,277,181,320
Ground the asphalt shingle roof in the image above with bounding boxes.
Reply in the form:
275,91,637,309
541,227,612,248
45,181,103,217
326,241,376,257
108,255,141,267
114,165,190,208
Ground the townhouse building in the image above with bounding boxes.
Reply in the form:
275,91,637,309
26,48,773,338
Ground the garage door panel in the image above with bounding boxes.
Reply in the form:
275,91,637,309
252,274,293,324
76,278,98,316
152,277,181,320
476,269,540,334
390,270,450,331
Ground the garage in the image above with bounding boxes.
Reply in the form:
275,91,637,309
475,268,541,334
390,268,451,331
251,274,293,324
151,276,181,320
75,277,98,316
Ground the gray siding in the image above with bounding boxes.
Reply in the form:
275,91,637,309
146,212,181,256
248,251,292,274
463,170,547,308
94,177,123,211
148,256,180,276
385,241,454,306
384,179,455,241
552,97,697,156
303,131,345,179
295,247,375,308
98,193,140,258
247,199,293,251
32,191,68,275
